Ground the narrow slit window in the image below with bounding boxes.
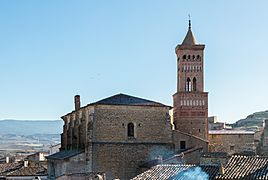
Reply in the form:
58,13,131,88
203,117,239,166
127,123,134,137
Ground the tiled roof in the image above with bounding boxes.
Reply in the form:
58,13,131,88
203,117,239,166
46,150,83,160
134,155,268,180
0,162,47,177
201,152,229,158
209,130,255,135
92,93,169,107
216,155,268,179
140,147,203,169
62,93,171,117
131,164,219,180
0,162,22,176
7,166,47,176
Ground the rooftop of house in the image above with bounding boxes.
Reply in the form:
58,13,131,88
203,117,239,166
0,162,22,176
45,150,84,160
140,146,204,169
7,166,47,177
0,161,47,177
133,155,268,180
209,129,255,135
49,143,61,148
201,152,229,158
216,155,268,179
131,164,219,180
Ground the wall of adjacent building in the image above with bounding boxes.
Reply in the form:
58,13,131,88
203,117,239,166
209,133,255,154
258,119,268,156
92,143,173,180
172,130,208,152
47,152,86,179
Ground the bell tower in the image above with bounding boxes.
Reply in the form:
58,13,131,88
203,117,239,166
173,19,208,140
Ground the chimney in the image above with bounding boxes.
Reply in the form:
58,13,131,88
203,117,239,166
24,160,28,167
219,164,225,175
74,95,81,111
156,155,163,164
5,157,9,163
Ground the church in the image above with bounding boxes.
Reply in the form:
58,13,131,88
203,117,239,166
46,20,209,180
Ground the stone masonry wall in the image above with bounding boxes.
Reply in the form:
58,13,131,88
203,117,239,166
93,105,173,143
92,143,173,180
90,105,173,180
209,134,255,154
172,130,208,152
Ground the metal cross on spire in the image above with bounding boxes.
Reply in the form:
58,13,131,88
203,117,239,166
188,14,191,29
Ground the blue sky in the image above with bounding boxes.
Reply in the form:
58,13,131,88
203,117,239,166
0,1,268,123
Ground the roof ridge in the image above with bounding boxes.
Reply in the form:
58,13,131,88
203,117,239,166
173,130,209,143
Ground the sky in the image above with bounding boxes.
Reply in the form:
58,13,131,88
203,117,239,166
0,1,268,123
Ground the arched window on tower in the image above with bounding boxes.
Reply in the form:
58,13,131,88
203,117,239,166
193,77,197,91
127,123,134,137
186,78,191,92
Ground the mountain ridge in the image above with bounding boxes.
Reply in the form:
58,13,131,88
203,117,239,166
232,110,268,128
0,119,63,135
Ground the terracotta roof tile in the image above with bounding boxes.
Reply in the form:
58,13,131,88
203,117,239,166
0,162,47,177
216,155,268,179
7,166,47,176
46,150,83,160
0,162,22,176
131,164,219,180
92,93,169,107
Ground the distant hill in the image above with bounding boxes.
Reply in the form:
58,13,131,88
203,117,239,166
232,110,268,128
0,120,63,135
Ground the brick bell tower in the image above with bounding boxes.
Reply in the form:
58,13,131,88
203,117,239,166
173,19,208,140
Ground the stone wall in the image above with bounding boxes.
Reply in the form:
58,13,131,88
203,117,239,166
258,119,268,155
93,105,172,143
172,130,208,164
209,133,255,154
47,152,86,179
54,101,207,179
92,143,173,180
90,105,173,179
172,130,208,152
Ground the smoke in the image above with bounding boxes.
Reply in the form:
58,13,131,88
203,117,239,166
148,146,174,161
175,167,209,180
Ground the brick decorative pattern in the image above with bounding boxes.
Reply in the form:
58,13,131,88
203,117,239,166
173,31,208,140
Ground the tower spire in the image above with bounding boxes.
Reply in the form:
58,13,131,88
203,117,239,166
181,14,197,45
188,14,191,30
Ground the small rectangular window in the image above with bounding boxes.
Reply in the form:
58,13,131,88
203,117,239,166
180,141,186,150
230,145,235,151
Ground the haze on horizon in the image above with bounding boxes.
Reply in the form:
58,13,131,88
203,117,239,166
0,0,268,123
